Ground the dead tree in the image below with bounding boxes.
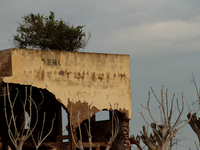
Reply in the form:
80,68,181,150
3,84,39,150
187,74,200,143
3,84,55,150
138,86,191,150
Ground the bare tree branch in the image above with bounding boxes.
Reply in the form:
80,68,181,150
187,74,200,144
141,91,162,133
31,112,56,150
129,135,143,150
139,86,191,150
70,102,120,150
3,84,39,150
105,103,120,150
69,101,81,149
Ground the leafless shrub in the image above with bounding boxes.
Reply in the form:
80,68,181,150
3,84,55,150
137,86,191,150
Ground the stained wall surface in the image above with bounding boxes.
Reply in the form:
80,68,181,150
0,48,131,125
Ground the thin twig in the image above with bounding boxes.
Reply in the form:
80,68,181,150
69,101,80,149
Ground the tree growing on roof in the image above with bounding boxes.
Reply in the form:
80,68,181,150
13,11,91,52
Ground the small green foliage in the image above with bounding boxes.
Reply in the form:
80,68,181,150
13,11,90,51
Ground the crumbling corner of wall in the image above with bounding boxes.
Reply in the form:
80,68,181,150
67,99,100,128
0,50,12,77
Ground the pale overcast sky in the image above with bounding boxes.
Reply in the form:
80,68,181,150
1,0,200,149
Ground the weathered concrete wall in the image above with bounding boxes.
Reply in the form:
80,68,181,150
1,48,131,126
0,49,12,77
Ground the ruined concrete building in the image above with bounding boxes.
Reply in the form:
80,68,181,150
0,48,131,150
